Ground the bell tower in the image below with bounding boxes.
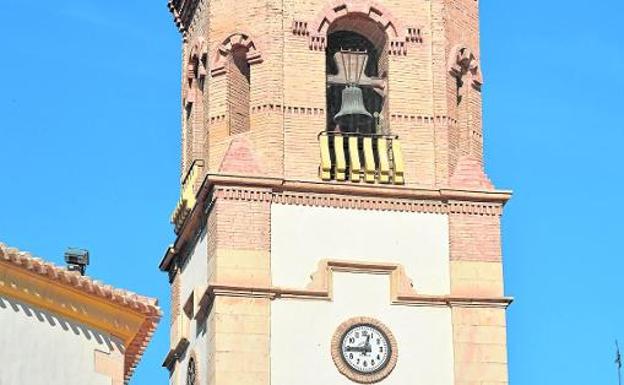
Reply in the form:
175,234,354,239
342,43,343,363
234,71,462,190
160,1,512,385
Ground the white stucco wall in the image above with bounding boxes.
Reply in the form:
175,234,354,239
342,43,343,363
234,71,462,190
175,224,210,385
271,272,455,385
180,225,209,308
271,204,450,295
0,295,124,385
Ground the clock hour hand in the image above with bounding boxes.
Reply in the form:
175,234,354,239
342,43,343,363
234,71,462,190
345,346,368,353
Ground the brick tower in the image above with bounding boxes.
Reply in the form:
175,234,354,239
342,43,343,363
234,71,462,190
160,1,512,385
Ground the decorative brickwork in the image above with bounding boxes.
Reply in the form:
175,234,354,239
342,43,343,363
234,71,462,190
211,33,262,77
210,185,504,217
303,0,421,54
170,0,496,187
164,1,513,385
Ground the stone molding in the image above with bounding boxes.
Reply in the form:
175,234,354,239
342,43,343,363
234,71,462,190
211,33,263,77
195,259,512,310
331,317,399,383
306,260,419,301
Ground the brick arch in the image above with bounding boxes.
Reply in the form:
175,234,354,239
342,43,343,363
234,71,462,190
308,0,410,52
448,44,483,88
189,37,208,68
185,37,208,94
211,33,263,77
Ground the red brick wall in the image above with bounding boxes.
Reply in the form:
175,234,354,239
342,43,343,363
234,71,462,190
174,0,488,188
228,47,251,135
450,213,501,262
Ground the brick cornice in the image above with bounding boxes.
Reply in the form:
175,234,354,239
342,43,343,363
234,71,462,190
296,0,423,53
168,0,200,38
159,173,512,271
205,174,512,204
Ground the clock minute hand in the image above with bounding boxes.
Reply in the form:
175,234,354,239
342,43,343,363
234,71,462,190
364,335,372,353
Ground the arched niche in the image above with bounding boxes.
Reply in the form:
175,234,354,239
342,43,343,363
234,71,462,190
211,33,263,135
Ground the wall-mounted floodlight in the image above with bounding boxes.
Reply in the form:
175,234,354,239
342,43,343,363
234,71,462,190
64,248,90,276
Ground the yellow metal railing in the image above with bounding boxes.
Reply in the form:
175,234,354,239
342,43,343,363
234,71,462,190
319,132,405,185
171,159,204,233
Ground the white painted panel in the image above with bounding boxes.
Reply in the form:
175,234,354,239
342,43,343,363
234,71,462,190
176,224,210,385
181,225,209,307
271,204,450,295
0,296,123,385
271,272,455,385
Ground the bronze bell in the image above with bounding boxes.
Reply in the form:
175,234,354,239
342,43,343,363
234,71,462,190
334,85,373,130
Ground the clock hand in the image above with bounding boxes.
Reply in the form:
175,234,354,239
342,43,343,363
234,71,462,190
345,346,367,353
364,334,372,354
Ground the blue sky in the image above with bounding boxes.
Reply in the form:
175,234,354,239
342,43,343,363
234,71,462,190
1,1,623,384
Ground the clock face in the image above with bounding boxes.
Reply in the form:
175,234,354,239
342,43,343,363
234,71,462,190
341,324,391,373
332,317,398,383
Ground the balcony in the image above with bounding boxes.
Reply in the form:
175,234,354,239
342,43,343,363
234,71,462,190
171,159,204,233
319,131,405,185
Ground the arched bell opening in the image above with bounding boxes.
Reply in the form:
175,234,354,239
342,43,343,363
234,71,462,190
326,16,388,135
